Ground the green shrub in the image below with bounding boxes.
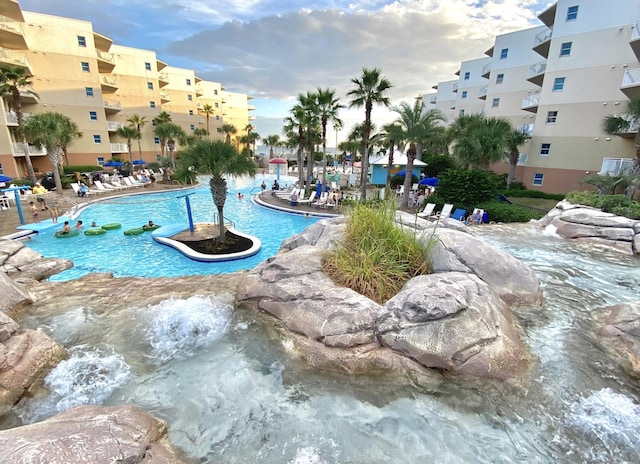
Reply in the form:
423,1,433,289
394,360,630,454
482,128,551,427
477,201,545,223
421,154,456,178
63,165,103,174
10,178,32,186
501,189,565,201
323,201,434,304
599,194,630,212
565,190,599,207
612,202,640,219
435,169,499,210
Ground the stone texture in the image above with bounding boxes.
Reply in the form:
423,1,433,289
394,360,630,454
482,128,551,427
0,270,31,313
0,404,187,463
591,302,640,375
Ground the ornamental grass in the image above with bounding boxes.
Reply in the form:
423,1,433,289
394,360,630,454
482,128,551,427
322,200,435,304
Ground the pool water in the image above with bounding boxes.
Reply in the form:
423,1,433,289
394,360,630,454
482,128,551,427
24,176,318,281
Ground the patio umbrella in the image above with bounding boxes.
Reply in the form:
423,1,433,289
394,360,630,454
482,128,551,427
269,157,288,181
0,175,12,183
104,161,124,167
419,177,440,187
394,170,407,177
132,159,147,165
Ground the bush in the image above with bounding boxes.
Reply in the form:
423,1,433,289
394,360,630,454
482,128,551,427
501,190,565,201
565,190,599,207
477,201,545,223
322,201,434,304
599,194,630,212
612,203,640,219
435,169,499,210
421,154,456,178
63,165,103,174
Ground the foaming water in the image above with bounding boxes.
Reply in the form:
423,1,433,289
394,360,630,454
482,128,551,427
8,221,640,463
24,175,318,281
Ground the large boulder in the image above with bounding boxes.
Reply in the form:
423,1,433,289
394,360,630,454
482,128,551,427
0,239,73,284
0,270,31,312
0,312,67,415
0,404,188,463
590,302,640,375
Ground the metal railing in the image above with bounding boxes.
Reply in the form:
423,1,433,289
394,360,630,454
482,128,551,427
103,100,121,111
101,76,118,87
478,86,488,98
110,142,128,153
534,28,552,47
106,121,125,131
11,142,46,156
517,123,535,136
529,60,547,77
97,50,115,64
0,16,24,34
622,67,640,86
632,20,640,41
521,93,540,108
0,46,31,69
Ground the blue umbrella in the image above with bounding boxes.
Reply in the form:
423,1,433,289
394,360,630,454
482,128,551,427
0,175,12,183
394,170,407,177
419,177,440,187
132,159,147,165
104,161,124,167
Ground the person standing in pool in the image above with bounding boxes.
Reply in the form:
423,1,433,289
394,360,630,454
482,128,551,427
29,201,39,223
49,198,60,224
74,220,83,229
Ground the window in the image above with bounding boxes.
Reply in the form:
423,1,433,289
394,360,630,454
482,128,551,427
492,98,500,108
190,124,195,131
464,71,470,80
215,115,220,120
566,5,578,21
149,101,156,108
214,102,219,108
540,143,551,156
187,94,193,101
147,82,154,90
553,77,565,91
600,158,635,175
0,163,3,175
77,35,86,47
89,111,97,121
461,90,468,99
459,109,465,116
560,42,572,57
546,111,558,124
152,120,157,126
85,87,94,97
154,137,160,144
517,153,528,166
186,78,191,86
81,61,90,72
93,135,101,144
496,73,504,84
188,110,194,115
97,157,104,166
532,173,544,186
214,89,218,95
145,62,152,71
500,48,508,60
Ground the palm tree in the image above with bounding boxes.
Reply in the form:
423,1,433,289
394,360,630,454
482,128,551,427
127,114,147,160
348,67,393,201
450,114,512,169
200,104,214,135
23,112,81,194
603,96,640,170
315,87,344,186
263,134,280,159
153,122,185,170
0,65,38,184
217,123,237,144
116,125,140,168
505,128,529,189
178,140,256,242
393,101,446,208
378,122,405,193
153,111,172,125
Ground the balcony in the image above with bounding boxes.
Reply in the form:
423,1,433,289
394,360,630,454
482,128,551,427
5,111,31,125
93,32,113,52
195,85,203,96
0,46,32,74
103,99,122,113
110,142,128,153
610,116,639,139
621,66,640,99
248,115,256,121
429,95,437,104
517,123,535,136
537,3,557,28
248,105,256,111
100,75,118,93
527,60,547,87
631,20,640,61
160,91,170,103
481,63,491,79
106,121,125,132
11,142,46,157
452,82,459,93
478,86,488,100
521,93,540,113
19,87,38,104
158,72,169,88
96,50,116,73
533,28,552,58
0,16,27,49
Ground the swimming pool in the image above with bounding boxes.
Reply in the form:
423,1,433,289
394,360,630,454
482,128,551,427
24,176,319,281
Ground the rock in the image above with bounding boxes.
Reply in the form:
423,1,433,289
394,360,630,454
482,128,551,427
10,258,73,284
280,217,345,251
428,228,543,305
377,273,529,379
0,270,31,312
554,221,634,241
0,311,19,343
0,404,187,463
591,302,640,375
0,323,67,414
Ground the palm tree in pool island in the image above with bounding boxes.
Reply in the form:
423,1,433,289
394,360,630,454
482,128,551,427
348,67,393,201
179,140,256,243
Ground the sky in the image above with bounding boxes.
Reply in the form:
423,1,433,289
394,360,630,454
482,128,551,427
21,0,551,146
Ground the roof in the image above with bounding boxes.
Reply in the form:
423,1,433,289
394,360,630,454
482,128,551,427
371,152,427,166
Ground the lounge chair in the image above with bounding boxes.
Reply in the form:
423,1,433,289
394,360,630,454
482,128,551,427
123,177,143,188
297,191,317,205
434,203,454,220
312,192,328,207
94,180,125,192
70,182,98,196
451,208,467,221
417,202,436,219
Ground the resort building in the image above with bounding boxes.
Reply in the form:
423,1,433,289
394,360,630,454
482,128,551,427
423,0,640,193
0,0,253,179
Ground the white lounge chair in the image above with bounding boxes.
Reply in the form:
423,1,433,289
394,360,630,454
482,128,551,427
94,180,125,192
417,202,436,219
70,182,98,197
435,203,454,220
312,192,328,207
297,191,317,205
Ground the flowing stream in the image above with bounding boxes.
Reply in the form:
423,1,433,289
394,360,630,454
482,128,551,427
4,223,640,463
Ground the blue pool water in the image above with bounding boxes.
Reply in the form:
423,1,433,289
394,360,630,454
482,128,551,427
24,176,319,281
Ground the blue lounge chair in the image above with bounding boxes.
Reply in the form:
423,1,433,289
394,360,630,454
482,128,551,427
451,208,467,221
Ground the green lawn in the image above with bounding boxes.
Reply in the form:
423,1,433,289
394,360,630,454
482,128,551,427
507,197,559,212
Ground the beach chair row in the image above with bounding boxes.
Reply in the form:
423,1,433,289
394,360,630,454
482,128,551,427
417,203,486,224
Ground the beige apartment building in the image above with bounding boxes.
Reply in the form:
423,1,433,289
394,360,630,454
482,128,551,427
0,0,253,179
423,0,640,194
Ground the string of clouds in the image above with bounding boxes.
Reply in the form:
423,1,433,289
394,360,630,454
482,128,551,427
21,0,551,144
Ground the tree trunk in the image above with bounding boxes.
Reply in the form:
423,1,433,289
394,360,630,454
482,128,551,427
400,145,416,209
306,137,314,197
49,147,64,194
360,105,372,202
385,141,395,196
22,138,37,183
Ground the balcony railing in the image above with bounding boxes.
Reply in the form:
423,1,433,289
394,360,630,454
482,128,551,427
481,63,491,78
534,28,552,48
97,50,114,64
110,142,128,153
517,123,535,136
0,16,24,35
11,142,46,156
5,111,31,125
621,67,640,98
103,100,121,111
452,82,459,93
478,86,488,99
529,61,547,77
521,94,540,108
0,46,31,70
106,121,125,131
429,95,437,104
633,20,640,41
101,76,118,87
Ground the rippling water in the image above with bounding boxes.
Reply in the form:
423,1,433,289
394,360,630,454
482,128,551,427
7,222,640,463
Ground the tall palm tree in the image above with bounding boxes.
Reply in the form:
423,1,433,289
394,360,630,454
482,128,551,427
348,67,393,201
116,124,140,168
603,96,640,171
378,122,405,193
153,111,172,125
315,87,344,186
217,123,237,144
263,134,280,159
505,128,529,189
0,65,38,183
200,103,214,135
393,101,446,208
23,112,81,194
127,114,147,160
178,140,256,242
153,122,185,170
450,114,512,169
